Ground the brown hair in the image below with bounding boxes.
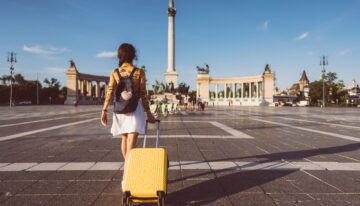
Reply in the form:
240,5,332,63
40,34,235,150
117,43,137,67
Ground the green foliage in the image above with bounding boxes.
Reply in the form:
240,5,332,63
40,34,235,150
309,80,326,105
0,73,65,105
309,72,348,105
324,72,338,85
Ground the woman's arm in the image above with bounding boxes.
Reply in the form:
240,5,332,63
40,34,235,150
139,69,151,113
102,70,116,111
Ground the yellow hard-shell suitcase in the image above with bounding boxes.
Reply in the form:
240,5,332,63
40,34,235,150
122,120,168,206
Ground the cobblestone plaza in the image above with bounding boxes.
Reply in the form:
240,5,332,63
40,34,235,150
0,106,359,205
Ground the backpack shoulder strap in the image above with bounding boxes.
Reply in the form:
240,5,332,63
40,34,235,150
129,67,138,78
115,68,122,83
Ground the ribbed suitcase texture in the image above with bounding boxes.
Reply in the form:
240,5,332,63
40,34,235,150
123,148,168,199
122,120,168,205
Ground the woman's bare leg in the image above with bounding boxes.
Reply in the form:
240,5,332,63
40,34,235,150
122,132,138,180
121,134,128,159
126,132,139,155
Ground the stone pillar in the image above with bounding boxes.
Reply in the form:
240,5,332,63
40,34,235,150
232,83,235,99
215,83,218,99
224,83,227,99
263,70,274,104
80,80,84,96
95,81,100,98
196,73,210,101
64,66,78,105
257,82,260,98
249,82,252,98
87,81,92,97
241,83,244,98
77,79,80,94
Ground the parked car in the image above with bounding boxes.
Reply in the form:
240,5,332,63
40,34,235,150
297,100,309,107
18,101,32,105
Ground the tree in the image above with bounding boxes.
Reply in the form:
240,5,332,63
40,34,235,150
43,78,60,88
309,71,347,105
0,73,68,105
324,72,338,85
309,80,327,105
14,73,26,85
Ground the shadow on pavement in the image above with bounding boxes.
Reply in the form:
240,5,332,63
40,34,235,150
213,142,360,163
166,142,360,205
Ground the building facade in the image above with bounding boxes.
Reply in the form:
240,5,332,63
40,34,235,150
65,61,108,105
288,70,310,100
196,64,275,106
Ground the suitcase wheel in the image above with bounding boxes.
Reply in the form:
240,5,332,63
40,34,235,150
122,191,131,206
157,191,166,206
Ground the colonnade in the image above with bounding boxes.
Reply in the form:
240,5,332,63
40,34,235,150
65,64,109,105
206,81,264,100
196,67,274,106
76,78,108,99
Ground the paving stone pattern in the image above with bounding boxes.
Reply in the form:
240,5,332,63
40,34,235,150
0,106,359,205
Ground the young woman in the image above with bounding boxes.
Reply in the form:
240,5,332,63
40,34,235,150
101,43,156,186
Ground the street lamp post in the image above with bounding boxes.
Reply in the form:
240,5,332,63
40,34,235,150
7,52,17,108
320,56,328,108
37,72,39,105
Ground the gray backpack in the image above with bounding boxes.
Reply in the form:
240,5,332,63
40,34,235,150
113,67,139,114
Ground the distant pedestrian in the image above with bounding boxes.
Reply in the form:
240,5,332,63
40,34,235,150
184,95,189,110
197,95,202,111
192,97,196,110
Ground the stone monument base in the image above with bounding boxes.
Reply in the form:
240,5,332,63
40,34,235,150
164,71,178,88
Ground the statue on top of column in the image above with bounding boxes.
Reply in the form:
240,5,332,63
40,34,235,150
264,64,272,73
168,0,176,16
69,59,77,70
196,64,210,74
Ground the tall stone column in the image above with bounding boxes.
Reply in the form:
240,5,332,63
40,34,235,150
86,81,92,97
249,82,252,98
224,84,227,99
215,83,218,99
242,83,244,98
164,0,178,87
77,79,80,94
80,79,85,96
95,81,100,98
232,83,235,99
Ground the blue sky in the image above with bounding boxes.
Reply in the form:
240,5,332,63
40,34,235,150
0,0,359,90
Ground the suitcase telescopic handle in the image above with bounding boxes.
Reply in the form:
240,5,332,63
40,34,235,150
143,120,161,148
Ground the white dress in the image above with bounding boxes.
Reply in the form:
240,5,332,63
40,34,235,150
111,99,146,136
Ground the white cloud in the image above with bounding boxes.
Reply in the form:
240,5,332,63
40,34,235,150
23,45,69,55
44,67,68,73
260,20,270,31
295,32,309,40
306,51,314,56
338,48,350,56
96,51,117,58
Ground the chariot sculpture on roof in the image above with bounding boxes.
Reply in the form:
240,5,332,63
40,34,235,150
196,64,210,74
